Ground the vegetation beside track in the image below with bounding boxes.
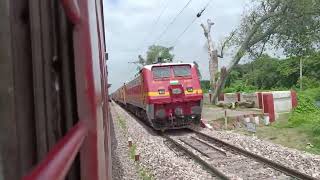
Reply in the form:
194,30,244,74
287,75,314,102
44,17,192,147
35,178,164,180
235,88,320,154
114,104,154,180
199,53,320,154
201,53,320,94
286,88,320,154
128,144,154,180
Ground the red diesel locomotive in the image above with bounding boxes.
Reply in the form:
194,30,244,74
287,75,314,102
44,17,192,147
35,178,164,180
112,62,203,130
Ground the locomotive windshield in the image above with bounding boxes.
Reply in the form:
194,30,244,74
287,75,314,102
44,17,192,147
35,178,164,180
173,65,191,77
152,66,171,78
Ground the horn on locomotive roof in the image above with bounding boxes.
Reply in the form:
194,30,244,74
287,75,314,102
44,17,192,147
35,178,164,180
153,57,174,64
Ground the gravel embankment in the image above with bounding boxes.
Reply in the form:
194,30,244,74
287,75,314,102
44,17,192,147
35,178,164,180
198,128,320,178
111,102,217,180
111,106,139,180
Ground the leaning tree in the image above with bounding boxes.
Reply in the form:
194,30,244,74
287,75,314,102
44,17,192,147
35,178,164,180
204,0,320,102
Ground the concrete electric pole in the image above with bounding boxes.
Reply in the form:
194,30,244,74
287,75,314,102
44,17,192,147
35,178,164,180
300,58,303,91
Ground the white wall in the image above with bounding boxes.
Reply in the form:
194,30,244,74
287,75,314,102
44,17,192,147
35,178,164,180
272,91,292,113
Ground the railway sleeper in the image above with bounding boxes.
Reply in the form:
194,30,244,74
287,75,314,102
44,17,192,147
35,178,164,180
211,156,247,165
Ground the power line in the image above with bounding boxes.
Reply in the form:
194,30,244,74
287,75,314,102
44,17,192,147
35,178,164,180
171,17,197,46
150,0,170,32
152,0,193,45
138,0,170,53
171,0,213,46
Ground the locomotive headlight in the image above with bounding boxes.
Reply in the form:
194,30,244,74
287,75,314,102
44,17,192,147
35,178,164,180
186,87,193,92
158,89,165,94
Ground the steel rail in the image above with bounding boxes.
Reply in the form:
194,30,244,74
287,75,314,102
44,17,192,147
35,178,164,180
193,130,317,180
190,136,227,156
163,134,230,180
178,138,210,158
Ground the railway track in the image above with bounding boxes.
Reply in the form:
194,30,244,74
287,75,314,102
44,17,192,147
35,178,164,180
113,103,316,180
164,129,316,180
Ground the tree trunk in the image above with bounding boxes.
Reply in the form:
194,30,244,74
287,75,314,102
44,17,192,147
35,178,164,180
201,19,219,104
202,2,285,103
211,67,228,102
210,50,218,91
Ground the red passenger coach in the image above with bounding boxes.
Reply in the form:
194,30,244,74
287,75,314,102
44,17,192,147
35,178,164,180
0,0,111,179
113,63,203,130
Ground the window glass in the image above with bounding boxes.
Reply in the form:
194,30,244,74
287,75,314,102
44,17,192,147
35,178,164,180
152,66,171,78
173,65,191,77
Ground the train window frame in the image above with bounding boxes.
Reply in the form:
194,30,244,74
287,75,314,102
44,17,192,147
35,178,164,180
152,66,171,79
172,65,192,78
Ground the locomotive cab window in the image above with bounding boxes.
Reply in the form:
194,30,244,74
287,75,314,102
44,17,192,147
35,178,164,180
152,66,171,79
173,65,191,77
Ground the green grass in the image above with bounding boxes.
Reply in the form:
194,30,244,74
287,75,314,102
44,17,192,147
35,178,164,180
138,168,154,180
129,144,154,180
236,111,320,154
117,115,127,130
129,144,137,160
115,110,154,179
204,87,320,154
285,88,320,153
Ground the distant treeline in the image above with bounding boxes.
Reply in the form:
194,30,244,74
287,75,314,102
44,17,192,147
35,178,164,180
201,53,320,93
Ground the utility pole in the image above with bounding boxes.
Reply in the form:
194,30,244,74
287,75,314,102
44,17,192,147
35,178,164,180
300,58,303,91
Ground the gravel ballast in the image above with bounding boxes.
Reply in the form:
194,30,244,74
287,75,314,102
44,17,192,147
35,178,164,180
111,102,217,180
111,101,320,179
111,106,139,180
198,128,320,178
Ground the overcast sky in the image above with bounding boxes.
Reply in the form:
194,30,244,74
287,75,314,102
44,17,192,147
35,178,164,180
104,0,250,92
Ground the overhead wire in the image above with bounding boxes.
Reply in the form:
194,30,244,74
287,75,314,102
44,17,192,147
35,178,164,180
171,17,197,46
138,0,170,53
152,0,193,45
171,0,213,46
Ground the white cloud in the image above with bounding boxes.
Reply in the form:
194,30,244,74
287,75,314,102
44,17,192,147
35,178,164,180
104,0,250,92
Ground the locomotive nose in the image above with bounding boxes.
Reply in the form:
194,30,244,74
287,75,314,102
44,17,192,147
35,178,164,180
169,83,184,97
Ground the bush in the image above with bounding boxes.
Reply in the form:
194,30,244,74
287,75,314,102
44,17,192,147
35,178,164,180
223,80,257,93
288,88,320,132
299,87,320,101
297,77,320,90
293,94,319,114
288,111,320,127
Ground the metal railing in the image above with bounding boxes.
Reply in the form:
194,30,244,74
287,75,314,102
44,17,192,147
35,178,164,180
22,121,88,180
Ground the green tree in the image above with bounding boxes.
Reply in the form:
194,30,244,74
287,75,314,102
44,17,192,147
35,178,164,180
211,0,320,101
134,45,174,66
146,45,174,64
223,52,320,91
130,45,175,71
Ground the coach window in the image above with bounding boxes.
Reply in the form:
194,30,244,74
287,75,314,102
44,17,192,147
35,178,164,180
152,66,171,79
173,65,191,77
